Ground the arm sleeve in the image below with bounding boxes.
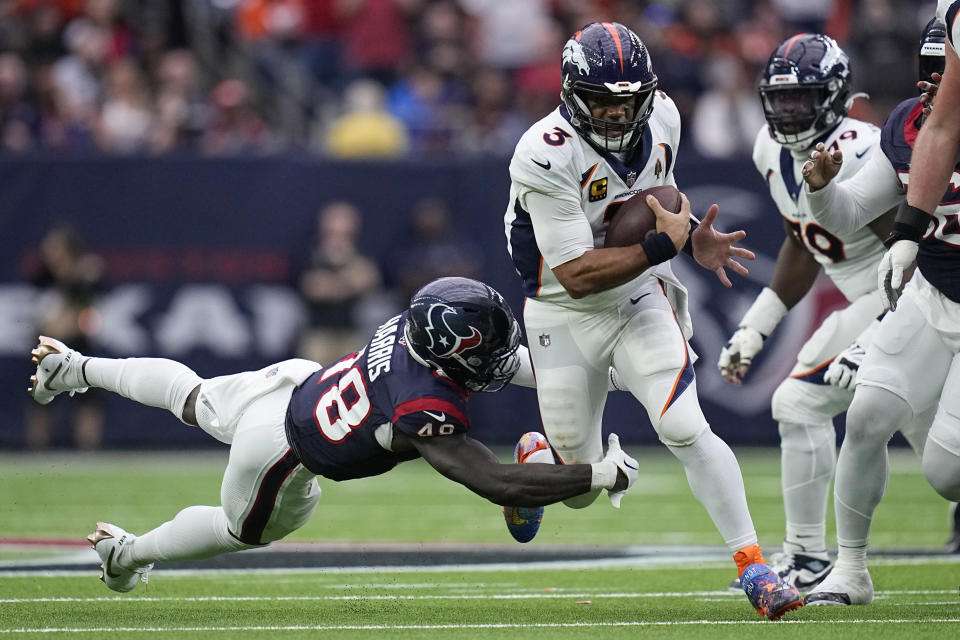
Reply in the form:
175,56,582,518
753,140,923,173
802,148,904,234
509,344,536,388
521,189,593,268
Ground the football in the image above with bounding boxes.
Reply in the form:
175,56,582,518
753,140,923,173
603,184,682,248
503,432,554,543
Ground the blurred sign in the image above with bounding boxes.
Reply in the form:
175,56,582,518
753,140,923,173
0,155,841,448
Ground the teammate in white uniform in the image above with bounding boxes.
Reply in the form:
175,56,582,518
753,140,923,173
717,34,896,592
503,21,803,620
797,7,960,605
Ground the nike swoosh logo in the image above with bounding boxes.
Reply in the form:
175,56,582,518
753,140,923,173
630,293,651,304
532,158,551,170
423,410,446,422
105,547,122,579
40,361,64,391
855,147,871,159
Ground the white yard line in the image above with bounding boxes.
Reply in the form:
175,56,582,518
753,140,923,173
1,589,956,604
2,619,960,633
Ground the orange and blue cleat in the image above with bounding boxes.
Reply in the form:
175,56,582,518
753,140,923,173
741,563,804,621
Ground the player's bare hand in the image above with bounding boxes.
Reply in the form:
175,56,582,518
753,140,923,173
690,203,755,288
647,192,691,251
919,72,941,117
801,142,842,191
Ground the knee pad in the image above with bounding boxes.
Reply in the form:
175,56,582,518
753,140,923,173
845,386,910,445
771,377,843,426
537,381,603,465
655,383,708,447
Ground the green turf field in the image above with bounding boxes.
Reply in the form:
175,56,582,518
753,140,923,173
0,447,957,638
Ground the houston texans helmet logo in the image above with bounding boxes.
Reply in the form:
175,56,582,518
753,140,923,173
423,303,483,358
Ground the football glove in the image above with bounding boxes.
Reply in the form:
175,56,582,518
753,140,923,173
824,343,866,390
824,317,880,390
590,433,639,508
878,240,918,311
718,287,787,384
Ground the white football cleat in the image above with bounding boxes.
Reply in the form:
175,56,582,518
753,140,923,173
87,522,153,593
28,336,89,405
803,566,873,606
772,552,833,591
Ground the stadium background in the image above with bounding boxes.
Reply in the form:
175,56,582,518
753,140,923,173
0,0,938,449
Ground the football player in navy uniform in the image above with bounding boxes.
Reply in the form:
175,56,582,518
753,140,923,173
718,34,910,594
502,21,802,620
28,277,639,593
797,12,960,605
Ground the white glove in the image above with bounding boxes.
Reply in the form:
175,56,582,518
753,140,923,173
717,287,787,384
877,240,918,311
824,317,880,390
591,433,638,508
824,342,866,390
717,327,764,381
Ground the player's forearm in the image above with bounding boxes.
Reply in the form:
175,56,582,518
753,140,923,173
905,121,960,214
552,246,652,298
465,464,595,507
804,161,902,235
907,42,960,214
768,239,820,309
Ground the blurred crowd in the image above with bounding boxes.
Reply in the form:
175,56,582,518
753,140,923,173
0,0,940,160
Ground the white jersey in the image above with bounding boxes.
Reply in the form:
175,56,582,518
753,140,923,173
504,93,691,332
752,119,886,302
939,0,960,57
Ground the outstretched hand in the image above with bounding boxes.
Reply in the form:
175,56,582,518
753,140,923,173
690,204,755,287
801,142,843,191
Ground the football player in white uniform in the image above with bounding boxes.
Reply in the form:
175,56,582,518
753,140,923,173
797,8,960,605
717,34,899,593
502,21,803,620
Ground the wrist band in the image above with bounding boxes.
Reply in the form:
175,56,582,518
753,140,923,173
886,203,933,246
681,218,699,256
641,232,679,265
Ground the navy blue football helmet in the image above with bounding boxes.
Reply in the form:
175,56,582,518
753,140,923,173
561,22,658,153
919,18,946,86
758,34,853,150
404,277,521,392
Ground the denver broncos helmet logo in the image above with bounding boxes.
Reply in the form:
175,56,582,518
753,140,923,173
423,303,483,358
562,39,590,76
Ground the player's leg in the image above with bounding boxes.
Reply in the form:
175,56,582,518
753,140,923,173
770,297,878,587
807,286,951,605
30,335,202,425
88,376,321,592
614,296,802,618
523,298,611,508
614,292,756,552
923,354,960,501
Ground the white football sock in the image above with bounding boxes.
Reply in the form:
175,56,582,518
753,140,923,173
834,387,910,551
126,506,253,568
83,357,202,424
779,421,835,554
668,429,757,552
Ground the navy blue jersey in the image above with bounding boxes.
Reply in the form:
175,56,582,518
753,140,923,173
881,97,960,302
284,312,472,481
